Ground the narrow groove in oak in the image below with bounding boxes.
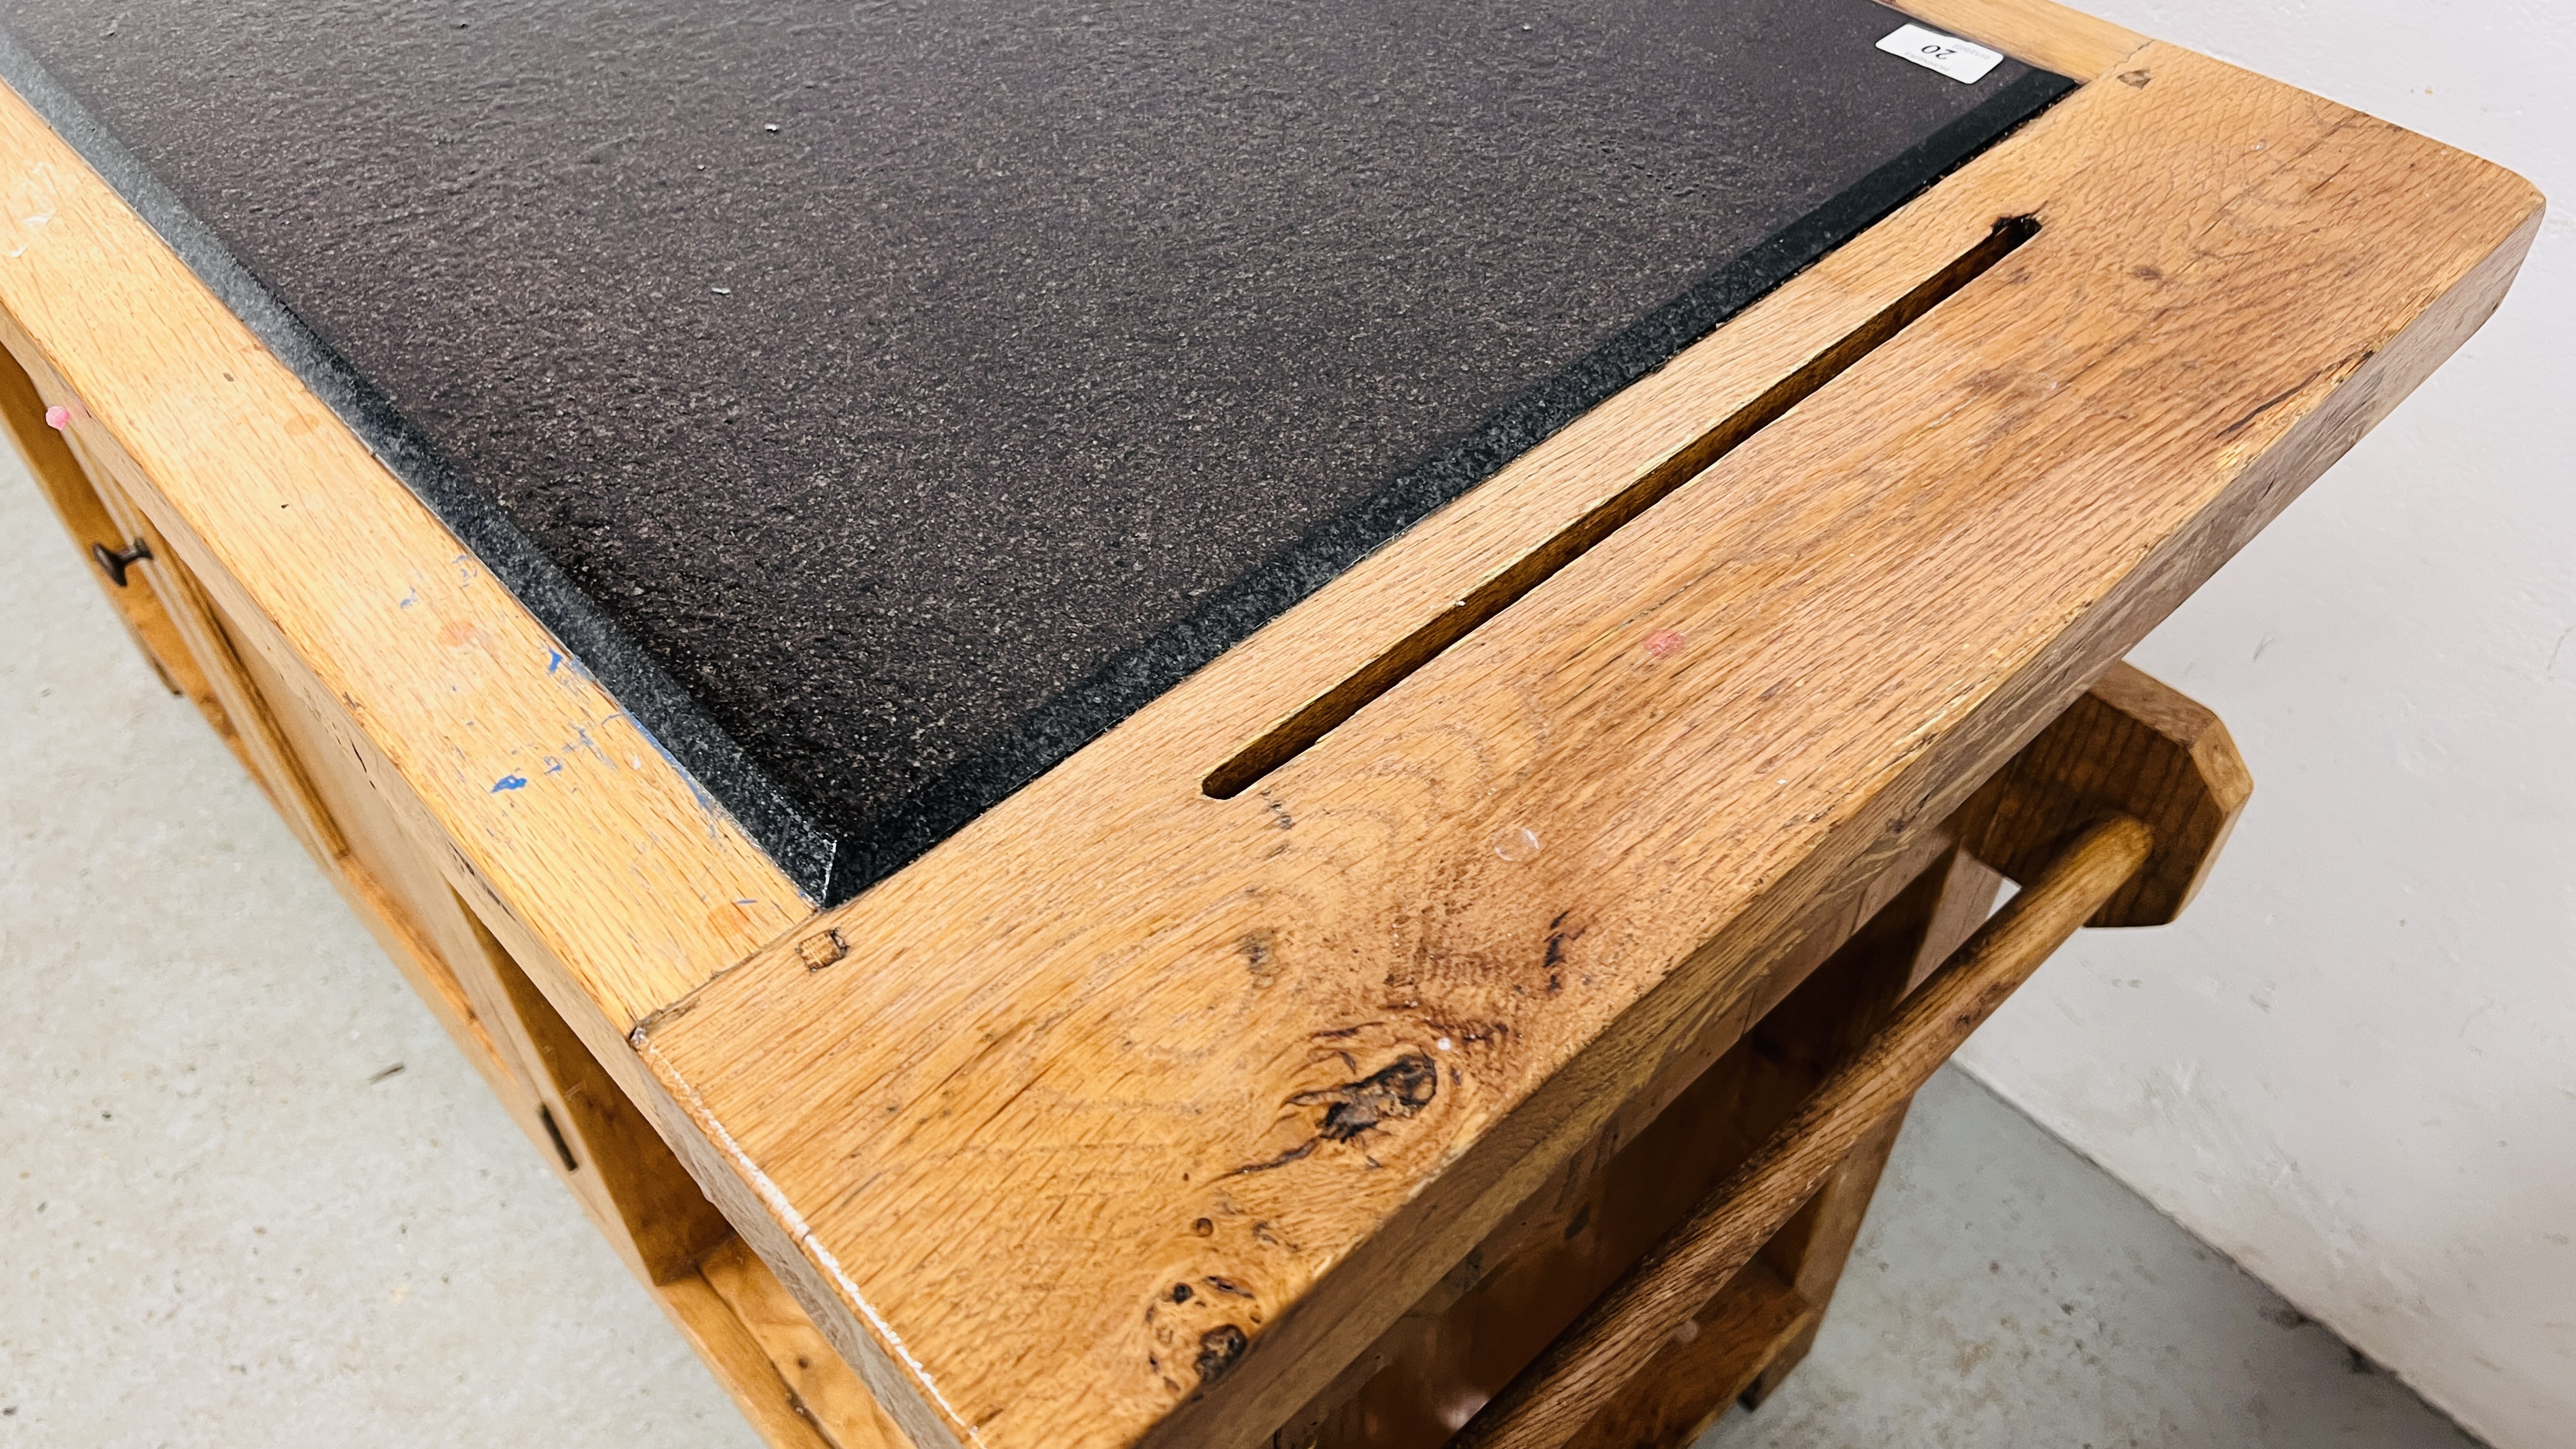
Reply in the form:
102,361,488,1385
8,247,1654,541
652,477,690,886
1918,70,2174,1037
1202,215,2043,800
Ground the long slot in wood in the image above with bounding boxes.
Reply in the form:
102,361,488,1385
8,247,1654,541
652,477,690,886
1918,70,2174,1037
1202,215,2041,800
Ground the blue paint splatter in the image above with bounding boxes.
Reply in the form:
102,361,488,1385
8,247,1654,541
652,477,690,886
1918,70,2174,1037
548,650,564,673
398,589,420,610
489,774,528,793
543,757,564,774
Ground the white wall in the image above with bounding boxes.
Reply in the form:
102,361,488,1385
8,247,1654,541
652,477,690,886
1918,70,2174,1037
1953,4,2575,1446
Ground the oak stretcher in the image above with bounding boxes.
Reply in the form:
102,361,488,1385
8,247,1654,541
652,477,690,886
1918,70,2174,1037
1,1,2539,1446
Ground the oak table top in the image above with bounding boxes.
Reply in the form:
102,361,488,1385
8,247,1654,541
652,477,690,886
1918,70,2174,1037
0,3,2540,1447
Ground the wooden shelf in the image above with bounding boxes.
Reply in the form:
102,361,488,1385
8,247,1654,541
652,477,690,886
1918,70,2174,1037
664,1238,908,1449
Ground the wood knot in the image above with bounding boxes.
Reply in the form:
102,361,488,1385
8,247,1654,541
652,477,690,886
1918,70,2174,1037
1240,930,1277,985
1195,1324,1248,1386
1291,1053,1438,1142
1222,1053,1442,1177
2117,68,2152,88
795,928,848,971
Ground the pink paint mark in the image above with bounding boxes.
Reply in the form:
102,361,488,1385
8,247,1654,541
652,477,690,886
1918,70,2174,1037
1644,629,1686,659
42,404,71,431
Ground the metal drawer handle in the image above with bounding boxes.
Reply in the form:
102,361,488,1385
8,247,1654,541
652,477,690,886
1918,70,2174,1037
90,537,152,586
1448,812,2154,1449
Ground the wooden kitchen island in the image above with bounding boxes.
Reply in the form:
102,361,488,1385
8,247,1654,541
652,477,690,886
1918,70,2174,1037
0,0,2538,1444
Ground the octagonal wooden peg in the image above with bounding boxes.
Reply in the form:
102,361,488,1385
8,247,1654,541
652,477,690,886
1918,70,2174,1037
1953,661,2253,927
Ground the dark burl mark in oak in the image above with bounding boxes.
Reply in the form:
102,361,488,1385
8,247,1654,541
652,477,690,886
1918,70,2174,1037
1223,1052,1440,1177
1294,1054,1439,1142
1195,1324,1250,1386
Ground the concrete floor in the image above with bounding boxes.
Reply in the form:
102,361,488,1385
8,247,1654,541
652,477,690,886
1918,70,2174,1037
1699,1071,2481,1449
1,458,2482,1447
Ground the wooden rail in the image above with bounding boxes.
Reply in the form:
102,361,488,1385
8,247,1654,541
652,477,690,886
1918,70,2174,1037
1450,813,2154,1449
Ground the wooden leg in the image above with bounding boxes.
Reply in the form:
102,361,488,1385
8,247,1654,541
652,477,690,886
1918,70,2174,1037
1731,1116,1900,1413
1280,841,1993,1449
456,905,739,1283
1737,847,2004,1409
1561,847,2004,1446
1554,1258,1814,1449
1456,817,2151,1449
1559,666,2240,1429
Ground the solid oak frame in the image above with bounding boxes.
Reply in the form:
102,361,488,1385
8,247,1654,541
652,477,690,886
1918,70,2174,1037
0,1,2538,1447
629,39,2540,1449
1453,811,2156,1449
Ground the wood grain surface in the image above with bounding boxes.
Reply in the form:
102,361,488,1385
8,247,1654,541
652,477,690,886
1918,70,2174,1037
636,44,2540,1449
0,342,232,734
1897,0,2146,80
0,79,809,1039
702,1238,914,1449
657,1269,847,1449
1954,658,2253,926
1558,1259,1814,1449
1464,661,2237,1448
1285,843,2004,1449
1451,814,2156,1449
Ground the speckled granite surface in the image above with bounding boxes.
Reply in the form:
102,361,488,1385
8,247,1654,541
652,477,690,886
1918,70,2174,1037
0,0,2066,898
